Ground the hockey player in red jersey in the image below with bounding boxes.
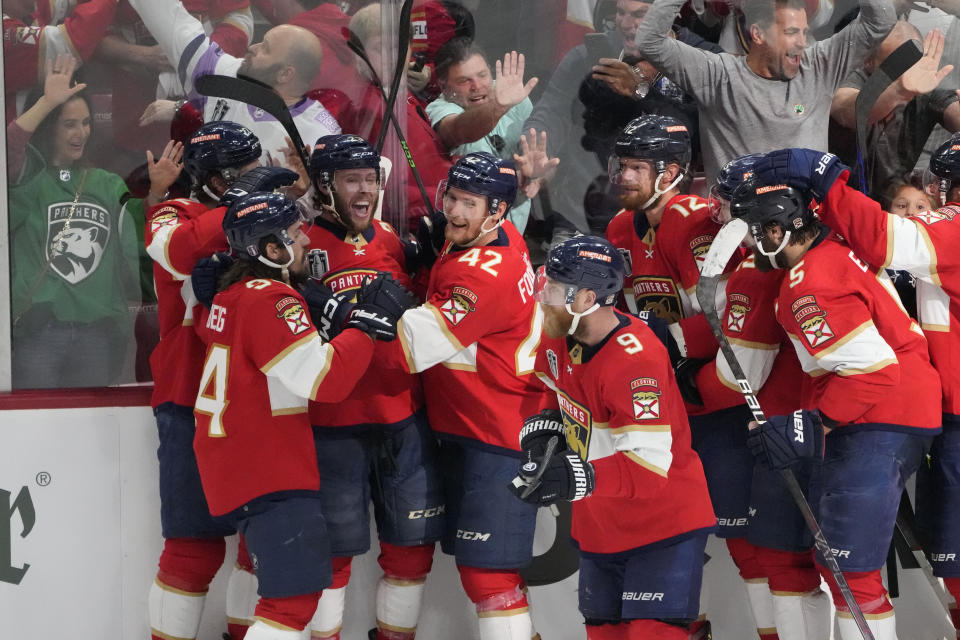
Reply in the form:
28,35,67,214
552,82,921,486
192,191,405,640
390,152,546,639
604,115,717,359
511,235,714,640
730,176,943,640
299,134,443,640
752,138,960,635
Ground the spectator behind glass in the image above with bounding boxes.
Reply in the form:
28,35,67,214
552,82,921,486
634,0,897,184
3,0,117,123
830,22,960,196
425,38,536,231
523,0,720,243
408,0,476,103
6,56,142,389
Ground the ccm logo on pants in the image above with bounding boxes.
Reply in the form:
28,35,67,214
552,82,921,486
408,506,445,519
456,530,491,542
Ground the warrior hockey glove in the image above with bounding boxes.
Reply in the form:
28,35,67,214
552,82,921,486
753,148,849,202
192,252,234,309
300,279,354,342
519,409,568,459
414,209,448,268
356,272,418,318
747,409,825,470
510,452,595,506
219,167,299,208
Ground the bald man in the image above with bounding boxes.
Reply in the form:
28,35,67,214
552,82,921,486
128,0,340,162
831,22,960,192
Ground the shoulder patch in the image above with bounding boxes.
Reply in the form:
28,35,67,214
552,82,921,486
791,295,835,348
912,205,959,225
630,377,661,421
439,286,477,326
275,296,312,335
149,206,180,233
726,293,751,333
689,233,714,271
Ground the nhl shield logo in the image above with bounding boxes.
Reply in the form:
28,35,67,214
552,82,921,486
546,349,559,379
631,377,661,420
275,296,311,335
726,293,751,333
439,286,478,326
46,201,110,284
308,249,330,279
791,295,835,348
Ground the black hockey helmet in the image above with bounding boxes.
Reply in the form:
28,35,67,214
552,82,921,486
540,235,624,307
612,114,692,171
309,134,382,189
439,151,518,216
925,133,960,202
223,191,301,263
709,153,765,223
730,178,813,246
184,121,261,186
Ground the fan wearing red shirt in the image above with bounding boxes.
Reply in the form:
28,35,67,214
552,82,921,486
512,235,714,640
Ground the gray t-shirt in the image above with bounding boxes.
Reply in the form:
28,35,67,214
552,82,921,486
635,0,896,182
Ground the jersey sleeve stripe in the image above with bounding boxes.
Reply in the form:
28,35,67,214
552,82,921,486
800,320,898,372
536,372,558,392
308,346,336,399
260,332,318,374
610,424,671,434
624,451,669,478
718,341,779,392
835,358,898,377
397,304,467,373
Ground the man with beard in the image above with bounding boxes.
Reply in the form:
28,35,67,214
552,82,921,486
127,0,341,162
729,176,942,639
192,191,401,640
511,235,714,640
635,0,896,183
390,152,546,640
300,134,444,640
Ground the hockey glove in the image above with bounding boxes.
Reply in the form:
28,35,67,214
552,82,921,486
753,148,849,202
219,166,299,208
673,357,710,406
747,409,825,470
414,209,448,268
519,409,569,459
345,303,401,341
356,272,418,318
300,279,354,342
510,452,595,506
192,252,233,309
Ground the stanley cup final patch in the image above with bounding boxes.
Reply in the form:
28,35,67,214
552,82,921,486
439,286,478,326
46,201,111,284
275,296,312,335
791,295,835,348
726,293,751,333
546,348,559,380
631,377,661,421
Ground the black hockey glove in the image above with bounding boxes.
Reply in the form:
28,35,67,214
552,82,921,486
219,166,299,208
673,357,711,406
356,272,418,318
747,409,825,470
192,252,234,309
300,279,354,342
752,149,849,202
509,452,595,506
414,209,448,268
519,410,568,459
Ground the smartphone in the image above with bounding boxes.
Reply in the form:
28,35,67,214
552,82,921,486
584,32,619,63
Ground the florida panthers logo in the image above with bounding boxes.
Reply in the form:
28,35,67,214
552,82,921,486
631,377,661,420
792,295,835,348
726,293,751,333
275,296,311,335
46,201,110,284
633,276,682,323
439,286,477,326
558,391,591,460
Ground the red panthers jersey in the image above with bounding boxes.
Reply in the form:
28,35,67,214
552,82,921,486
194,277,375,515
396,222,546,451
775,237,941,431
145,198,228,408
535,312,715,554
305,216,423,427
819,180,960,423
694,255,807,416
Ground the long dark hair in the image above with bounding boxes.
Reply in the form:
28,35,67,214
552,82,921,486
23,85,94,167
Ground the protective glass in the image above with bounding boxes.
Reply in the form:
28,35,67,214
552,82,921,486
921,167,947,206
533,266,577,306
333,166,383,193
708,184,731,224
607,156,652,186
435,178,449,214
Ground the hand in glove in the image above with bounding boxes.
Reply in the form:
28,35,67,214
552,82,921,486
415,209,448,268
300,279,353,342
752,148,849,202
347,272,418,341
509,451,595,505
191,252,233,309
747,409,825,469
219,166,299,208
518,409,568,459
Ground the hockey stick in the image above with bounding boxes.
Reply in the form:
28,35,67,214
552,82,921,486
519,436,560,500
376,0,415,153
854,39,921,194
894,492,956,622
695,220,875,640
195,73,311,173
343,27,438,218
